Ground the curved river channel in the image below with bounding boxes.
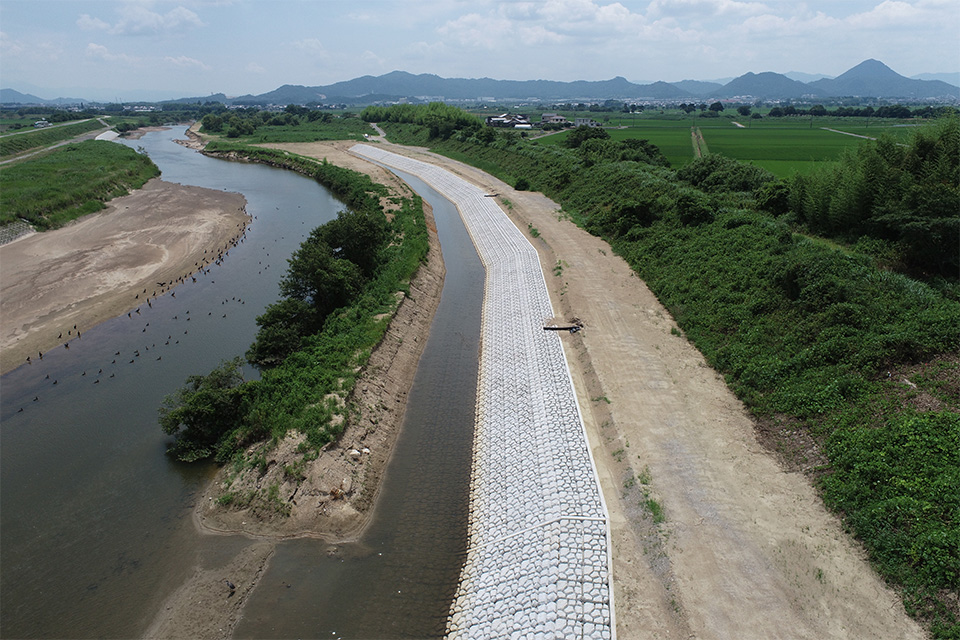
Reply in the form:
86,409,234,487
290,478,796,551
0,128,482,638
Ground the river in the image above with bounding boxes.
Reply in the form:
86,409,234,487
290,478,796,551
0,129,481,638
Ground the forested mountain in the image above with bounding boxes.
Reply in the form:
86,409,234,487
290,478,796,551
5,59,958,106
669,79,724,96
0,88,87,105
709,72,822,98
225,71,693,104
223,60,958,104
810,59,958,99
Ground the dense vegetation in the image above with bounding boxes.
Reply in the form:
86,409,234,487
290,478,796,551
159,147,429,474
367,104,959,635
782,117,959,278
0,140,160,229
0,119,106,159
199,105,371,142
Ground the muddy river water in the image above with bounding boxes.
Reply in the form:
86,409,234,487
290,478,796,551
0,129,481,638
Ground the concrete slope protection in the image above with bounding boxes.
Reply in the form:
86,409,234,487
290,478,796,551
353,144,615,640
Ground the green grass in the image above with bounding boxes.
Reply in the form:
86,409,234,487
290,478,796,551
0,140,159,229
214,116,374,144
534,115,922,177
0,119,106,159
698,127,863,176
537,123,693,167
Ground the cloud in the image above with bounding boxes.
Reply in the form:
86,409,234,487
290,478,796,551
164,55,211,70
846,0,927,27
293,38,331,58
647,0,770,18
80,4,204,36
0,31,25,57
438,13,514,49
1,31,64,62
86,43,140,65
246,62,265,74
77,14,111,31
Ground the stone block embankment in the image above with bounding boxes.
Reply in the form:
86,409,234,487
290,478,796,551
351,145,614,640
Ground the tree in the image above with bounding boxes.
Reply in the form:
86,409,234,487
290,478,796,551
280,239,364,320
737,106,752,117
311,209,390,279
201,114,223,132
564,125,610,148
159,358,250,461
246,299,318,367
709,101,724,113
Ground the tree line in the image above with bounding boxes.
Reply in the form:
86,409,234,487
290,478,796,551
160,145,429,472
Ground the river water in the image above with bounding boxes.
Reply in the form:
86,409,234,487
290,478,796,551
0,129,481,638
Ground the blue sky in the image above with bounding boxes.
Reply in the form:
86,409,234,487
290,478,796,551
2,0,958,101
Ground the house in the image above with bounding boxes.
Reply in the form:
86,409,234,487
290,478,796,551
574,117,601,128
34,119,51,128
485,113,532,128
541,113,568,124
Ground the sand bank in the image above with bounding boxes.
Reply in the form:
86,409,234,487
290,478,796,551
0,178,248,375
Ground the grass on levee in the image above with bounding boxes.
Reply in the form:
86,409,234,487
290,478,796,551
0,119,106,159
0,140,159,229
217,116,374,145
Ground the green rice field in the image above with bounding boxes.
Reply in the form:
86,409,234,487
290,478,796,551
534,114,922,177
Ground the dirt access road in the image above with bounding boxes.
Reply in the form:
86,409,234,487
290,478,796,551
267,139,924,640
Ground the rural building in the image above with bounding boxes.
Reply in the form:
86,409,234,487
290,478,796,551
541,113,568,124
33,119,50,128
574,117,601,128
485,113,532,128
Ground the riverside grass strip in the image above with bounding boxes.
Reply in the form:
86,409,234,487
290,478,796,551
353,144,615,640
0,119,106,159
0,140,160,229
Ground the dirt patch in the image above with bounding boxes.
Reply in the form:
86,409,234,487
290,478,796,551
0,178,248,375
339,141,925,639
142,541,274,640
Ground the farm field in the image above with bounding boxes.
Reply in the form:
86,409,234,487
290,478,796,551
535,114,920,177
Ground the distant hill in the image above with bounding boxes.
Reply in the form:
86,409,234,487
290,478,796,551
911,72,960,87
785,71,834,83
670,80,724,97
710,72,821,99
0,88,87,105
215,72,693,104
809,59,959,99
5,59,958,107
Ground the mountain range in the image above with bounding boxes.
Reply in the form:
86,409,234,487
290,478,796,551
2,60,957,107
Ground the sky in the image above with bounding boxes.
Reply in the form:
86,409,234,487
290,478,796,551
1,0,958,102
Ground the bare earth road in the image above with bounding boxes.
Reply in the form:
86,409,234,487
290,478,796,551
270,140,925,640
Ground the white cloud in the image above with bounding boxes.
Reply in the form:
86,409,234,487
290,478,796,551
438,13,512,49
360,50,385,65
647,0,770,18
81,4,204,36
77,14,111,31
293,38,330,56
0,31,25,57
847,0,925,27
164,55,210,70
86,43,139,65
246,62,265,74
